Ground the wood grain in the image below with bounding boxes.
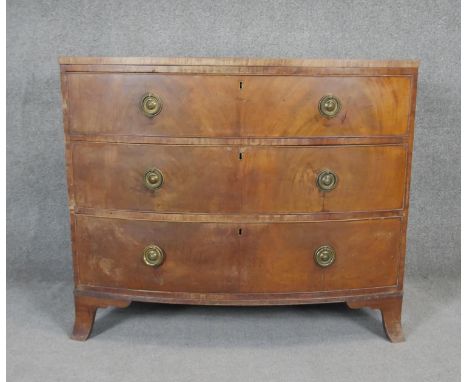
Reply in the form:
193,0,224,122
74,215,401,293
74,209,404,223
75,215,242,292
241,145,407,213
240,75,411,137
76,285,401,306
67,73,411,137
72,143,241,213
63,65,419,77
238,218,401,293
59,56,419,68
68,134,408,146
71,142,406,214
67,73,240,137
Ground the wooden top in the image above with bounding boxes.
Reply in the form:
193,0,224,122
59,56,420,68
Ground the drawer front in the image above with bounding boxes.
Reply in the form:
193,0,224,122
240,75,411,137
75,216,241,292
72,143,406,213
239,219,401,292
67,73,411,137
72,143,241,213
75,216,401,293
67,73,240,137
242,145,407,213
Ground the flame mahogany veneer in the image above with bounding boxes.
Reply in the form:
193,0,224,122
60,57,418,342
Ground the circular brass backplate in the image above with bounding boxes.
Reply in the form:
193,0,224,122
316,170,338,192
140,93,163,118
143,244,165,267
144,168,164,190
314,245,336,268
318,95,341,118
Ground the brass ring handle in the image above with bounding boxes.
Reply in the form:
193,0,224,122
143,245,165,267
318,95,341,118
140,93,163,118
316,170,337,192
144,168,164,190
314,245,336,268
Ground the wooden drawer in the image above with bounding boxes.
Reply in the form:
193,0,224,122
241,145,407,213
74,215,401,293
67,73,240,137
75,216,241,293
238,218,401,292
72,143,406,213
241,75,411,137
66,73,411,137
72,143,241,213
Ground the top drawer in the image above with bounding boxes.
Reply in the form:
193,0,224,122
66,73,412,138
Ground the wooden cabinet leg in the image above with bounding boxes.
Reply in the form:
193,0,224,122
71,294,131,341
72,296,97,341
347,296,404,343
380,297,404,343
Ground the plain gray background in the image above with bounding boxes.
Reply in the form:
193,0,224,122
6,1,460,381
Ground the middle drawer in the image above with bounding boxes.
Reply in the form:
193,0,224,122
72,143,407,213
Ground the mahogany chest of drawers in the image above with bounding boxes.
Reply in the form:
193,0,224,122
59,57,418,342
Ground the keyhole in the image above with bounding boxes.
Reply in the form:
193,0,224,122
239,81,243,89
238,228,242,235
239,152,243,160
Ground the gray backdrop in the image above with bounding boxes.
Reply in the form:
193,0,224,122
6,1,460,381
7,0,460,282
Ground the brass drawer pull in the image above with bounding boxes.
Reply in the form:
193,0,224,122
314,245,336,268
319,95,341,118
140,93,163,118
316,170,337,192
144,168,164,190
143,245,165,267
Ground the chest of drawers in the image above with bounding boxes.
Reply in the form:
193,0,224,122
60,57,418,342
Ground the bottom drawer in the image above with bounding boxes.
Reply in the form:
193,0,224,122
74,215,402,293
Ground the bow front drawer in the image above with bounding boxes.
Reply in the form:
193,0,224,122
74,215,401,293
71,142,407,213
241,145,407,213
71,143,242,213
66,73,412,137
